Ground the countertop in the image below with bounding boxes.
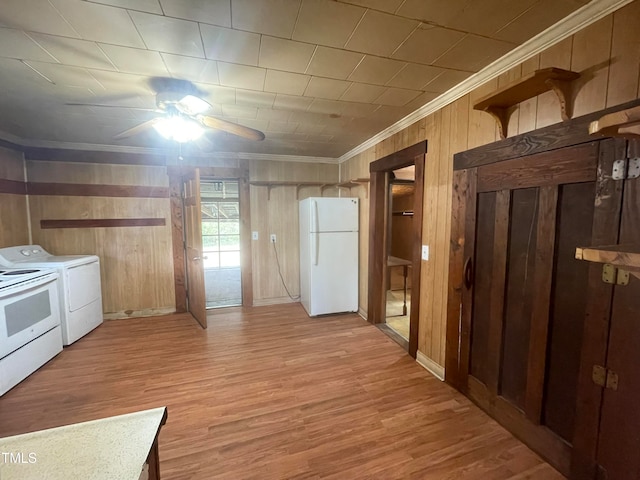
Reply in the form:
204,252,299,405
0,406,167,480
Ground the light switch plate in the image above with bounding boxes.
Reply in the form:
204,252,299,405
422,245,429,261
252,231,259,240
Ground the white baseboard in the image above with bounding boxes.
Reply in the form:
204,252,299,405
104,307,175,320
416,351,445,381
252,296,298,307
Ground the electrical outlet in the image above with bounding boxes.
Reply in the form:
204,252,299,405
252,231,259,240
270,234,277,243
422,245,429,261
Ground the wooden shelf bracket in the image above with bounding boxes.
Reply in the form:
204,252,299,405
473,67,580,139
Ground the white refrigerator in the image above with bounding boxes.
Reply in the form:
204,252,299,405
299,197,359,316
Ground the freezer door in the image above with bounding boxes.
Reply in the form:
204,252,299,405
308,231,358,316
309,197,359,232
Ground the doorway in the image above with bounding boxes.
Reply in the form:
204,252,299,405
201,179,242,308
368,141,426,358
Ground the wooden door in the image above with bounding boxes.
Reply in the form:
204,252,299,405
183,168,207,328
593,140,640,480
453,142,611,476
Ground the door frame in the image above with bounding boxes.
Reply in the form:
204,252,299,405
368,141,427,358
168,163,253,312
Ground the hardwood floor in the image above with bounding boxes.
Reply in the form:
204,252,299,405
0,304,564,479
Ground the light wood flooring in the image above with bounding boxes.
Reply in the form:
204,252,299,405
0,304,564,479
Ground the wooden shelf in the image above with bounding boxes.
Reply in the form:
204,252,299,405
588,105,640,138
334,178,370,198
575,244,640,278
473,67,580,139
250,178,369,199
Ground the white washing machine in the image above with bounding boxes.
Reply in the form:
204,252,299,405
0,245,103,346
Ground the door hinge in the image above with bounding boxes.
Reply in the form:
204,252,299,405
592,365,619,390
602,264,629,285
612,157,640,180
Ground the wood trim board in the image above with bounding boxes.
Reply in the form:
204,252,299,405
40,218,166,229
0,179,26,195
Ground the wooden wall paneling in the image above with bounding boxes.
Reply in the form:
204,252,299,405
454,97,640,170
40,218,166,228
24,147,168,166
497,65,523,138
476,141,598,192
0,146,25,181
367,169,388,325
445,169,470,389
486,189,510,395
468,79,499,149
517,56,541,134
419,113,440,359
0,146,29,247
537,37,573,129
571,139,625,479
606,1,640,107
27,183,169,198
239,170,253,307
595,141,640,480
571,15,613,118
524,185,559,423
26,161,169,187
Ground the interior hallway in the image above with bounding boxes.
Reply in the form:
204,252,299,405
0,304,563,479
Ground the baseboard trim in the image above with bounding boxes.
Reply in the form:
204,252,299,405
358,307,367,320
416,351,445,381
104,307,175,320
252,296,298,307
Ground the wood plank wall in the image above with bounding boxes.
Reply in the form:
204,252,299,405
339,2,640,369
0,146,29,247
249,160,338,305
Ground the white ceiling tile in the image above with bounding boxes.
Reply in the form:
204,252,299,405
404,90,439,110
307,99,344,115
423,69,472,93
340,82,386,103
345,9,418,57
339,0,404,13
86,69,156,98
29,34,116,70
99,44,169,76
160,53,219,84
256,108,290,121
292,0,365,48
348,56,406,85
433,34,514,71
303,77,351,100
392,25,466,65
305,47,364,80
236,90,276,108
129,12,204,57
288,110,329,124
221,104,258,119
197,84,236,105
339,101,380,117
0,29,57,62
295,123,325,134
200,24,260,65
259,36,315,73
160,0,231,27
267,121,298,133
273,94,314,111
386,63,444,90
373,87,421,106
264,70,310,96
231,0,301,38
0,0,80,38
217,62,266,90
49,0,145,48
87,0,163,14
23,61,104,90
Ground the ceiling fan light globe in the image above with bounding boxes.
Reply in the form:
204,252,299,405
153,116,204,143
178,95,211,115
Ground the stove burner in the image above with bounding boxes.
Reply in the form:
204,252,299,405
2,269,41,275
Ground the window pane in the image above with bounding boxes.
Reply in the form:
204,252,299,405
218,202,239,219
202,236,219,249
219,235,240,251
219,219,240,234
201,221,218,235
203,253,219,269
220,251,240,267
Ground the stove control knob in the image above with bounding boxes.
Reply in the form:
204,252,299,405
32,249,40,254
21,249,31,256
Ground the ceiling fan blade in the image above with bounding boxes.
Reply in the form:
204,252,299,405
114,118,160,139
198,115,265,141
66,102,159,113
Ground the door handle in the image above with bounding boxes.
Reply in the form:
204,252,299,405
192,256,201,261
463,257,474,289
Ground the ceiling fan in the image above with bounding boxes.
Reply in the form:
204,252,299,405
68,78,265,143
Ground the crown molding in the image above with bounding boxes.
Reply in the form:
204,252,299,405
337,0,635,164
0,133,338,164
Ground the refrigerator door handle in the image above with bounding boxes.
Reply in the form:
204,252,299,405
313,231,319,266
311,199,319,233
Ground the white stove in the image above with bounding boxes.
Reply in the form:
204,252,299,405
0,266,62,396
0,268,58,294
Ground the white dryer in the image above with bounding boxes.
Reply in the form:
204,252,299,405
0,245,103,346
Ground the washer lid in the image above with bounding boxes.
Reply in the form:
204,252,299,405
5,255,100,268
